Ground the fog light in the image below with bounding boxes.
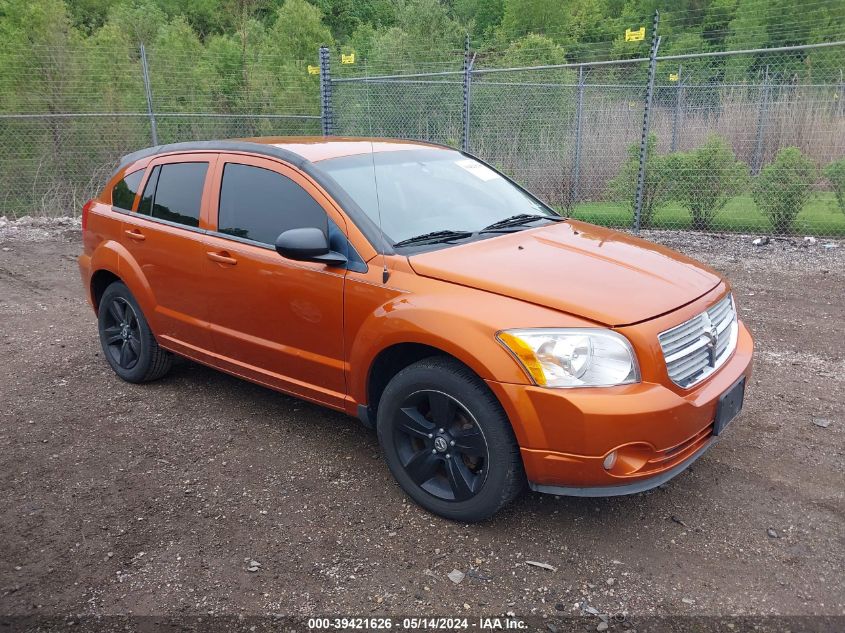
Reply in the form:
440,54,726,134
603,451,617,471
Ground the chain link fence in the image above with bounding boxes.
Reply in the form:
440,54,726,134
0,42,320,218
2,34,844,238
331,40,845,237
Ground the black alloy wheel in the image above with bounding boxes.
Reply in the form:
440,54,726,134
377,357,525,522
97,281,172,383
101,297,141,370
393,390,489,502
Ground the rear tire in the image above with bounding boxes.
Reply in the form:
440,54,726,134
377,357,524,522
98,281,172,383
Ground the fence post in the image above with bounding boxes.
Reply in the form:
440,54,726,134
139,44,158,146
461,34,475,152
751,65,770,175
670,64,683,152
319,45,333,136
570,65,585,207
633,10,661,234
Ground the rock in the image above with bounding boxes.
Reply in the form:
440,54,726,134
767,528,779,538
246,560,261,572
606,578,616,586
584,605,599,616
447,569,465,584
803,236,817,245
525,560,557,572
812,418,831,428
682,597,695,605
597,622,608,632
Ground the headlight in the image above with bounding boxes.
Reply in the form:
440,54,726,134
497,328,640,388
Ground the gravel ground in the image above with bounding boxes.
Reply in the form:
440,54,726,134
0,217,843,629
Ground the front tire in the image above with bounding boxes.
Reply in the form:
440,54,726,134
377,357,524,522
97,281,171,383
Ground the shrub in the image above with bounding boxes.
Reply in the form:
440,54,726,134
823,157,845,215
752,147,817,233
608,134,671,229
665,136,749,230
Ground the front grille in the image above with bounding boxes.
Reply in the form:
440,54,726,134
658,294,738,388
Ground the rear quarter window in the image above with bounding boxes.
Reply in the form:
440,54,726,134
111,170,144,211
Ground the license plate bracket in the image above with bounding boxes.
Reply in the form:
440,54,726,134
714,377,745,435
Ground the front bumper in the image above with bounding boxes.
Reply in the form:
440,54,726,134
485,321,754,495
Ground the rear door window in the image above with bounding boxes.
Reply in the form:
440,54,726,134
137,162,208,228
112,169,144,211
217,163,327,245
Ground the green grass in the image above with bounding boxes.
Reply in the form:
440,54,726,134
566,192,845,236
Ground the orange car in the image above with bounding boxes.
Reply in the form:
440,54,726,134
78,137,753,521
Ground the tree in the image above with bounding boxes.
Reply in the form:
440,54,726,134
454,0,504,42
665,136,749,230
504,33,566,66
157,0,225,36
311,0,358,41
498,0,572,43
608,134,672,229
107,1,167,45
752,147,817,233
823,158,845,216
394,0,465,60
356,0,464,69
66,0,112,32
267,0,333,62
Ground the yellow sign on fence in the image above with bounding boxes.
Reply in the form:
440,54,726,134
307,65,320,75
341,52,356,65
625,27,645,42
669,73,679,82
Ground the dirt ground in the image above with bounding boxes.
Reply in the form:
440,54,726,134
0,221,843,629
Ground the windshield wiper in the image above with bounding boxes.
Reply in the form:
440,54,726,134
480,213,564,232
392,230,475,248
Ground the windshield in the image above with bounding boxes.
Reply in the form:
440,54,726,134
318,148,556,245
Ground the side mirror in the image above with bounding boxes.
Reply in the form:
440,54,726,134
275,227,347,266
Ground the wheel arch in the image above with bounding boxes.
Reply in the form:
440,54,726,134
361,341,516,435
89,240,157,322
90,269,121,312
364,343,450,425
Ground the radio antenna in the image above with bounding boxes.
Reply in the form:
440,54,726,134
369,141,389,283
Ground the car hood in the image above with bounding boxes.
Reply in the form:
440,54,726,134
407,220,722,327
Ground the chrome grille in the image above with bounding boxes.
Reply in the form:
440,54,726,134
658,294,738,388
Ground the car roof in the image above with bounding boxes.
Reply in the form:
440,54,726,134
118,136,449,171
237,136,447,162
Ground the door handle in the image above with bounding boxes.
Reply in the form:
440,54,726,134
124,229,146,241
207,251,238,266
